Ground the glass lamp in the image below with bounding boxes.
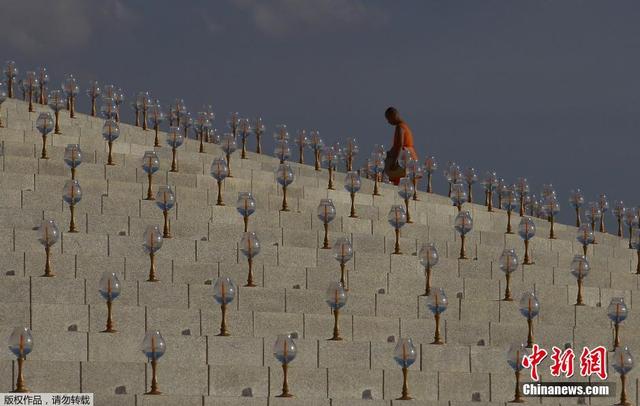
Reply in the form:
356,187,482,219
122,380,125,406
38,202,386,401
598,193,609,233
519,291,540,348
608,298,628,350
309,130,323,170
427,287,447,344
613,346,633,406
36,112,54,159
211,158,229,206
419,242,439,296
344,171,361,218
585,202,602,244
318,199,337,249
274,139,291,164
273,334,297,398
570,255,590,306
100,97,117,121
450,182,467,212
62,74,79,118
24,71,38,112
463,167,477,204
389,205,408,254
141,331,166,395
142,151,160,200
623,209,638,249
166,126,184,172
481,171,499,211
148,101,165,147
102,119,120,165
155,186,175,238
136,92,151,130
3,60,18,98
518,217,536,265
516,177,529,216
569,189,584,227
370,152,385,196
37,67,49,105
541,195,560,239
499,249,518,301
394,338,417,400
213,277,237,336
180,111,193,142
241,231,261,287
8,327,33,393
276,163,295,211
444,162,461,197
143,225,163,282
237,192,256,232
99,271,121,332
227,112,240,138
405,159,423,201
613,201,625,237
113,88,125,122
236,118,251,159
632,228,640,274
398,178,415,223
193,111,211,153
39,219,59,277
87,80,101,116
253,117,265,154
220,133,237,177
506,343,528,403
62,179,82,232
293,129,308,164
454,210,473,259
64,144,82,180
333,237,353,290
326,281,347,340
501,185,519,234
0,85,6,128
343,137,359,171
424,156,437,193
322,146,339,190
577,224,595,256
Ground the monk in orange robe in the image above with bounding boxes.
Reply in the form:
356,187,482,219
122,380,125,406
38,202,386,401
385,107,418,185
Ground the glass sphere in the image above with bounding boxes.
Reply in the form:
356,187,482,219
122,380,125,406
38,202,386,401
213,276,237,305
515,178,529,195
499,249,518,274
273,334,296,365
99,271,121,301
236,192,256,217
148,103,165,124
0,86,6,104
598,194,609,213
419,242,439,269
450,182,467,206
326,281,347,310
570,255,590,279
519,291,540,319
39,219,59,247
221,133,237,154
100,97,117,119
142,151,160,174
142,225,163,254
481,171,498,190
333,237,353,264
608,297,628,324
48,90,66,111
454,210,473,235
274,140,291,161
63,74,79,96
613,201,625,218
294,130,308,147
394,337,417,368
210,158,229,182
141,330,166,361
624,210,639,227
398,177,415,200
62,179,82,205
506,343,529,371
541,196,560,217
102,120,120,142
8,327,33,358
253,117,265,135
64,144,82,169
427,287,448,314
167,126,185,148
3,61,18,79
613,346,634,375
501,186,518,211
584,202,602,223
86,80,100,97
577,224,595,246
518,217,536,240
344,171,361,193
317,199,336,223
569,189,584,209
276,163,295,187
36,112,54,136
463,167,477,184
424,156,437,173
388,205,407,229
155,186,175,211
240,231,261,258
238,118,252,138
405,159,423,180
632,228,640,251
273,124,289,142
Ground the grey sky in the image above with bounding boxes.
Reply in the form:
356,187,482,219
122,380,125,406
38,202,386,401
1,0,639,227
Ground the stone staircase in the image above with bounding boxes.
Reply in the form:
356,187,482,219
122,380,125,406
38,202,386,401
0,97,637,406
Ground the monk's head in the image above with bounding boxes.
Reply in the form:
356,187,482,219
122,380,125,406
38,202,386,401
385,107,401,125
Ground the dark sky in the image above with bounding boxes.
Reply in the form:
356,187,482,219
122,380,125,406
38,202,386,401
2,0,639,227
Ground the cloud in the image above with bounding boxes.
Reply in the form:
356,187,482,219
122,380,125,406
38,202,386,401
230,0,387,36
0,0,134,56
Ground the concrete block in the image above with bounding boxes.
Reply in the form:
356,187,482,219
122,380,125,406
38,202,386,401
12,360,80,392
303,312,353,341
327,368,383,400
201,308,253,338
383,369,438,401
81,361,145,395
269,366,327,398
318,340,369,369
437,371,490,402
209,365,268,397
146,307,200,336
207,336,264,366
31,303,89,333
238,287,285,313
138,281,188,309
254,311,303,338
146,361,208,395
31,276,86,305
